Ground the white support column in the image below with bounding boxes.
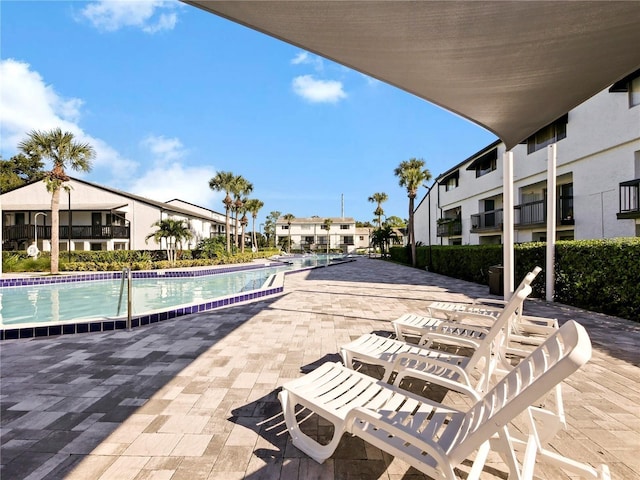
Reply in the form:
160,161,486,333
0,200,3,277
546,143,557,302
503,150,515,299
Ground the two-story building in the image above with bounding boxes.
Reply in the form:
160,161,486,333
415,70,640,247
275,216,357,253
1,177,234,252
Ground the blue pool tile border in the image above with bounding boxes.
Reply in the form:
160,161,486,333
0,285,285,341
0,259,354,341
0,263,277,288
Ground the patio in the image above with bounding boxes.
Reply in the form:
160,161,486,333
1,257,639,479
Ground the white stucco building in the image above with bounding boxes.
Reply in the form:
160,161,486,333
275,216,356,253
414,71,640,247
1,177,234,252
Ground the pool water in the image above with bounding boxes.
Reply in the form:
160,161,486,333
0,255,344,327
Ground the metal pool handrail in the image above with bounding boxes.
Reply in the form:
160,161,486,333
117,268,133,329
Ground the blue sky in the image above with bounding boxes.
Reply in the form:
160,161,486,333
1,0,497,225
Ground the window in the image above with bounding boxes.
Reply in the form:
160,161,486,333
341,236,354,245
631,75,640,108
560,183,574,222
340,224,349,230
442,171,459,191
610,69,640,108
281,225,289,230
15,213,25,225
466,149,497,178
303,236,314,244
527,115,568,154
359,235,364,241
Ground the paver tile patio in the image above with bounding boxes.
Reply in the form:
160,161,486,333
1,258,639,479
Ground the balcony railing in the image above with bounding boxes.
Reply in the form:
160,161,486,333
3,224,130,241
512,196,574,227
470,209,503,232
436,219,462,237
618,179,640,219
515,200,546,227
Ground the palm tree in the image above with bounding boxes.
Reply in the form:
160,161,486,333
209,171,235,253
371,224,397,257
17,128,95,274
239,204,249,253
323,217,333,254
394,158,432,267
265,210,281,248
282,213,295,253
368,192,388,228
244,198,264,252
145,218,193,265
230,175,253,250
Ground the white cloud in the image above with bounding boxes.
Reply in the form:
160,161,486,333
128,164,219,207
127,139,218,207
0,59,138,177
291,51,324,72
292,75,347,103
80,0,179,33
140,134,186,164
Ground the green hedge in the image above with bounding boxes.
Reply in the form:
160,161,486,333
2,248,281,273
390,238,640,321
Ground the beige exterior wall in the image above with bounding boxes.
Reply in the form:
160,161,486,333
415,84,640,246
1,179,229,252
275,217,357,253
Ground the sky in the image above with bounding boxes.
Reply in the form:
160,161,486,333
0,0,497,226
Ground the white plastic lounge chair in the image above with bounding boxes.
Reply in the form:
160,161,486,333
279,321,609,480
394,267,555,354
427,266,542,320
340,283,532,393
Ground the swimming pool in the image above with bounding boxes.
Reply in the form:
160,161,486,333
0,255,351,340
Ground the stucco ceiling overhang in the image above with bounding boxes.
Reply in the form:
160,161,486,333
183,1,640,150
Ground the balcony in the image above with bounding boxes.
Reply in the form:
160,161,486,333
513,195,575,228
3,224,130,241
514,199,546,227
436,219,462,237
470,209,503,233
617,179,640,219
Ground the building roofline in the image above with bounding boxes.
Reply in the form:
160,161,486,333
1,177,230,224
435,139,502,182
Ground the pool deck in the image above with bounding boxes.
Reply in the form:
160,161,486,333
1,257,639,479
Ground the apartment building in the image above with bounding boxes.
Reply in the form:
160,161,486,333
275,216,357,253
1,177,233,252
414,70,640,246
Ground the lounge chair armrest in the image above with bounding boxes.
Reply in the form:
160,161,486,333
520,315,559,328
394,368,482,402
390,352,473,388
421,331,483,351
434,316,491,333
447,312,496,327
471,298,508,307
344,407,456,475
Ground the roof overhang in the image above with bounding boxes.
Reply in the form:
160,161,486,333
183,1,640,150
3,203,129,212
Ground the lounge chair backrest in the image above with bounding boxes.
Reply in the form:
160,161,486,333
445,320,591,463
473,283,532,348
510,266,541,331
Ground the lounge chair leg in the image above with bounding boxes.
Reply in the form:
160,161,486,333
491,426,523,480
536,447,611,479
278,390,344,464
467,441,491,480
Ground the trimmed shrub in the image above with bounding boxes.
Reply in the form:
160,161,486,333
390,238,640,321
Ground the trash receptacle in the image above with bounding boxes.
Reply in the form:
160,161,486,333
488,265,504,296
